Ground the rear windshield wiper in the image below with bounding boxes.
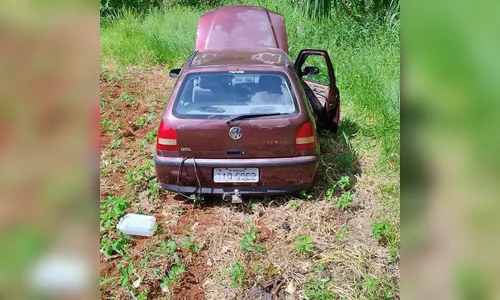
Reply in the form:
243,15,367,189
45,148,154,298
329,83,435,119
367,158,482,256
225,113,285,124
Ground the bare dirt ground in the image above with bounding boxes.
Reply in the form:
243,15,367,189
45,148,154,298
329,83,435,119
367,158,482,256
100,66,399,299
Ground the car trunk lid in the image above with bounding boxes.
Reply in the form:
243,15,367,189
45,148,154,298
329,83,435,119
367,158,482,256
172,118,297,158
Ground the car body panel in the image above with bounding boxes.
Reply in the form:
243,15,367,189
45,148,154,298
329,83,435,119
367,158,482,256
196,6,289,53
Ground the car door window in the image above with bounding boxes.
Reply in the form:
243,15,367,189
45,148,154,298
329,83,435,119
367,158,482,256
300,55,330,84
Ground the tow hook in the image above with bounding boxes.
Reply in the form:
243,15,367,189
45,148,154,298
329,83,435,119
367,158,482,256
222,189,243,204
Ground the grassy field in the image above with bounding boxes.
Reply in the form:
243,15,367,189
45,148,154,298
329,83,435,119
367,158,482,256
100,1,400,299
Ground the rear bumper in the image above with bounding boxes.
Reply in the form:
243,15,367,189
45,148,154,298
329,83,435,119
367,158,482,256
159,183,311,195
154,155,319,195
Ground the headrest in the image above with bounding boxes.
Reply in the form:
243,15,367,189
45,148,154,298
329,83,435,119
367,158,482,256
199,75,233,90
258,75,283,94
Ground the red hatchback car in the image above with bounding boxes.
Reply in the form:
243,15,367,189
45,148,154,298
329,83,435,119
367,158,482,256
155,6,340,202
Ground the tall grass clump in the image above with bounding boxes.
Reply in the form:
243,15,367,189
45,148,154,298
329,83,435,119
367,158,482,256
100,7,201,67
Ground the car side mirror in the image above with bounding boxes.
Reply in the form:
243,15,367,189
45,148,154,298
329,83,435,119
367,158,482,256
302,66,320,76
169,68,181,78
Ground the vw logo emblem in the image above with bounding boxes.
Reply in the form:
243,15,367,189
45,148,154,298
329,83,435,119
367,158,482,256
229,127,243,140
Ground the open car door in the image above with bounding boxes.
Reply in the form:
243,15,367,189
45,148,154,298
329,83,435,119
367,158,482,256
295,49,340,132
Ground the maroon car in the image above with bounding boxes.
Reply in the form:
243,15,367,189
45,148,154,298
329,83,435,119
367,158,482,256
154,5,340,202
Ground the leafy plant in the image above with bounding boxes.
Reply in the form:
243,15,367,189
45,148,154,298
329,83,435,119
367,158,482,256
240,226,265,254
326,183,336,200
160,257,185,289
296,234,313,256
100,195,130,230
100,119,120,132
118,263,134,288
372,221,390,244
181,237,203,254
313,264,325,271
173,207,185,216
334,224,349,241
100,276,119,287
337,176,350,190
138,289,148,300
159,240,178,256
111,136,123,149
101,233,130,256
388,245,398,263
335,191,355,210
360,277,396,299
119,92,136,105
135,109,156,129
304,277,336,299
289,199,298,207
230,262,246,287
124,160,155,192
299,189,313,200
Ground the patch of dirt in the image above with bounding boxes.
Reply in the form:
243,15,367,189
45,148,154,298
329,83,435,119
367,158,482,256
173,258,208,300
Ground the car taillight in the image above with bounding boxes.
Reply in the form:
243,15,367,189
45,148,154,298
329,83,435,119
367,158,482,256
295,120,316,151
156,120,178,151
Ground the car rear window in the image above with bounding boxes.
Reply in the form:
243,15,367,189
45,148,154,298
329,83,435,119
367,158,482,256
172,72,298,119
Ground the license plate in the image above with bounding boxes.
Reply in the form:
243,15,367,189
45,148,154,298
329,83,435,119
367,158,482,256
213,168,259,183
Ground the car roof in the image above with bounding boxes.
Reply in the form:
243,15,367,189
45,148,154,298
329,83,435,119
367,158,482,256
188,47,292,69
195,6,289,53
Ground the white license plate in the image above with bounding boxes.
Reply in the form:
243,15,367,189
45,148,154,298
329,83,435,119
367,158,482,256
213,168,259,183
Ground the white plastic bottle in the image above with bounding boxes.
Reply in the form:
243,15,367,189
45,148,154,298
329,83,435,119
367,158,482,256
117,213,156,237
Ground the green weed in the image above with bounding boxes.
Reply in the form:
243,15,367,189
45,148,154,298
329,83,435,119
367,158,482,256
181,237,203,254
326,183,336,200
138,289,148,300
304,277,336,300
230,262,246,287
124,160,155,192
289,199,298,207
119,92,136,105
372,221,396,246
100,276,119,287
158,239,178,256
135,109,157,129
100,118,120,132
118,263,134,288
360,277,396,299
388,245,398,263
337,176,350,190
111,136,123,149
239,226,265,254
100,194,130,230
296,234,313,256
173,207,185,216
160,257,185,289
334,224,349,241
299,189,313,200
144,126,158,143
335,191,355,210
313,264,325,271
101,233,130,256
